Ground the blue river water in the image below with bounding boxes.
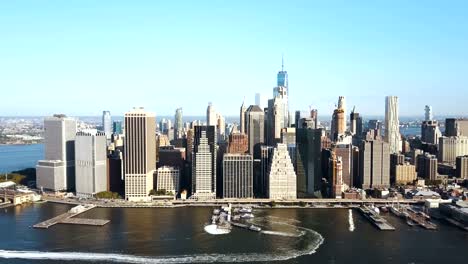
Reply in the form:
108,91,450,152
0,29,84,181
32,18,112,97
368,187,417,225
0,144,44,173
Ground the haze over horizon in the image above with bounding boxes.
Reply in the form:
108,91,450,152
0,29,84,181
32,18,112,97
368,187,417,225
1,1,467,117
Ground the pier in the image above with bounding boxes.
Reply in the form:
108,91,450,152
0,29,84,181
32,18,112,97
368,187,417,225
358,206,395,231
33,204,110,229
390,206,437,230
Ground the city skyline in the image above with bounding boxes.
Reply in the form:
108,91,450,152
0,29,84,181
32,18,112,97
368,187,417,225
1,1,468,117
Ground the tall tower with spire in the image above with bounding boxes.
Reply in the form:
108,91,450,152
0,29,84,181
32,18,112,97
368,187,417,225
240,98,246,134
277,55,288,90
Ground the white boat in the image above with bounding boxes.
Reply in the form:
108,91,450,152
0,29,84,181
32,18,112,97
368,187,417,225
204,224,231,235
239,207,252,213
240,213,254,219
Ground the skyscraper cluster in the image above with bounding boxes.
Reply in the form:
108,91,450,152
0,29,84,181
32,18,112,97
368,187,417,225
35,58,467,202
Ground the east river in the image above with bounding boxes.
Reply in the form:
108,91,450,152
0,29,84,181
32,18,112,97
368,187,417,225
0,203,467,263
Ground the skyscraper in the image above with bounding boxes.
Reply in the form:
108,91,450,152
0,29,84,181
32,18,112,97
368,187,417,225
267,86,288,145
425,105,433,121
216,113,226,142
102,111,112,141
36,115,77,191
350,108,362,136
445,118,468,137
75,131,107,197
227,132,248,154
268,144,296,199
240,99,246,134
222,154,253,198
245,105,265,158
385,96,401,153
331,96,346,141
124,107,156,201
192,129,216,199
255,93,267,109
421,120,442,145
112,121,123,135
206,102,217,126
358,139,390,189
277,56,288,91
174,107,183,140
296,128,323,197
438,136,468,163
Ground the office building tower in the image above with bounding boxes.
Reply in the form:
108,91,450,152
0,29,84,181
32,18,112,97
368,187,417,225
368,120,382,131
425,105,433,121
329,154,344,198
102,111,112,141
358,139,390,189
113,121,123,135
207,102,217,126
257,145,274,198
159,118,171,135
438,136,468,163
295,128,323,197
395,163,417,185
216,113,226,142
36,115,77,191
227,132,248,154
456,155,468,179
174,108,183,140
445,118,468,137
107,143,124,196
268,144,297,199
186,129,194,163
240,100,246,134
421,120,442,145
255,93,267,109
385,96,401,153
245,105,265,158
417,153,438,180
123,107,156,201
334,143,353,188
277,56,288,90
390,153,405,185
350,109,362,136
222,154,253,198
155,166,180,195
267,86,288,145
75,131,107,197
192,129,216,199
331,96,346,141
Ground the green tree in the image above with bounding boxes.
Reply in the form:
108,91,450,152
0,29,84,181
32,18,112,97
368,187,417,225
95,191,121,199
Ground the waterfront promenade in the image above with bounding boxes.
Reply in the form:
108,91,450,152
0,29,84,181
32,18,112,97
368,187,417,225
41,195,423,209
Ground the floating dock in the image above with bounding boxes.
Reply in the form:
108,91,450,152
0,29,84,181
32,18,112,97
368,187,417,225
33,204,110,229
358,206,395,231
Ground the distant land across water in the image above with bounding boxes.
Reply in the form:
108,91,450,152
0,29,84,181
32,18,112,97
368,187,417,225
0,125,421,174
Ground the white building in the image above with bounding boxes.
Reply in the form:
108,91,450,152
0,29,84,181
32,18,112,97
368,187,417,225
268,144,297,199
192,130,216,199
156,166,180,195
36,115,77,192
439,136,468,163
102,110,112,141
207,102,217,127
385,96,401,154
124,107,156,202
75,131,107,198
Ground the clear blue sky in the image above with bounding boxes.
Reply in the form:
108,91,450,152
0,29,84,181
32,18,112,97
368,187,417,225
1,0,467,118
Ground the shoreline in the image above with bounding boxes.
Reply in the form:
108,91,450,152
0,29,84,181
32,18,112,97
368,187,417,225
41,196,424,209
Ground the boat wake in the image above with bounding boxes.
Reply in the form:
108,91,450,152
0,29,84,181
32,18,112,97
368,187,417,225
0,217,324,263
348,209,355,232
